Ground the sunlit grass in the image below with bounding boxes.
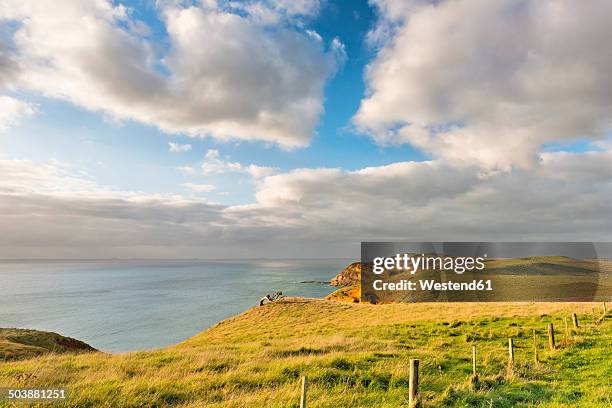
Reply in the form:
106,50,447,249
0,299,609,407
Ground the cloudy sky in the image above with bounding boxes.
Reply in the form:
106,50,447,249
0,0,611,259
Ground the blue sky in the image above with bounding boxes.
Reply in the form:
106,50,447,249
1,0,611,258
0,0,427,205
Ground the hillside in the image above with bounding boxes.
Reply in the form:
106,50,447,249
327,257,612,303
329,262,361,286
326,261,361,302
0,299,609,407
0,328,96,361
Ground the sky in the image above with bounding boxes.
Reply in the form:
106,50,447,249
0,0,611,259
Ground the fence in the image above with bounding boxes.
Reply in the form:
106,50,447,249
296,303,607,407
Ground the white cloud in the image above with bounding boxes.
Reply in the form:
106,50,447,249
168,142,192,153
268,0,322,17
229,148,612,246
183,149,277,179
356,0,612,170
3,146,610,258
181,182,215,192
0,158,227,258
0,0,610,259
234,0,323,25
0,96,35,131
0,0,343,148
0,159,95,194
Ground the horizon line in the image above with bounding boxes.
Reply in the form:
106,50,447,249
0,257,357,262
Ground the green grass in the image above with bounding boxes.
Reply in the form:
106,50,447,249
341,257,611,303
0,300,609,407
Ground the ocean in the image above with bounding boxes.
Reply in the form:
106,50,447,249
0,259,351,352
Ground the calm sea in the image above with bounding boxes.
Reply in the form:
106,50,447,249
0,259,351,352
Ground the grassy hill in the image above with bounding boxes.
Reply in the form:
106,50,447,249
0,300,609,407
0,328,96,362
329,257,612,303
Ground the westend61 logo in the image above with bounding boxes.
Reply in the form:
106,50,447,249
373,253,487,275
361,242,611,303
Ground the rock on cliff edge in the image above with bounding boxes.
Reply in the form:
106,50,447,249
329,262,361,287
326,262,361,303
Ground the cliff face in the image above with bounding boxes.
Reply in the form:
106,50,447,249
329,262,361,287
326,262,361,302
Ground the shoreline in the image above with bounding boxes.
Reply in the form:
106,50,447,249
3,298,606,359
3,299,609,407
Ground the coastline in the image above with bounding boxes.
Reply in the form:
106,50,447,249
2,298,609,407
0,259,347,352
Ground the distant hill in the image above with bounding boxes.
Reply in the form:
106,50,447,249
327,257,611,303
0,328,96,361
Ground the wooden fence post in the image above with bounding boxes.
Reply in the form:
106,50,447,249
300,376,307,408
532,329,539,365
547,323,555,350
508,338,514,374
564,316,570,345
572,313,579,329
409,359,419,407
604,302,607,315
472,345,477,377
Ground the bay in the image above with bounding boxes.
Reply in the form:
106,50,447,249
0,259,350,352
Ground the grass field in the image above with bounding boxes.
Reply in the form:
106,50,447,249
360,257,612,303
1,299,610,407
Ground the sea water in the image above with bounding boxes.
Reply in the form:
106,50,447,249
0,259,350,352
